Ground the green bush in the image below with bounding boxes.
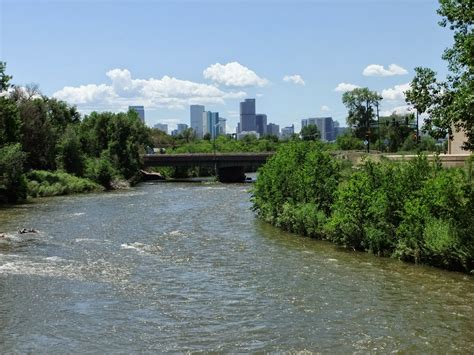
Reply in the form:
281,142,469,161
84,152,117,189
252,141,341,235
26,170,101,197
253,143,474,272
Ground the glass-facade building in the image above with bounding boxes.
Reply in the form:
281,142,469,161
129,106,145,123
240,99,256,132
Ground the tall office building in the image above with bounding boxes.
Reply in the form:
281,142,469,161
190,105,205,138
202,111,220,139
266,123,280,137
153,123,168,134
281,124,295,139
218,118,226,135
177,123,188,134
255,114,267,136
129,106,145,123
301,117,334,141
240,99,256,132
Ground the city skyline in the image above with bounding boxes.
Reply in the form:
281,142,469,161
1,0,451,132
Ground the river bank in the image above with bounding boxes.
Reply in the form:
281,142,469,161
252,141,474,273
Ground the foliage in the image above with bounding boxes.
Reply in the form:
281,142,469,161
328,156,473,271
406,1,474,149
252,141,341,231
26,170,101,197
335,132,364,150
300,124,321,141
79,111,151,179
0,62,12,92
342,88,382,140
84,152,117,190
253,142,474,272
0,143,28,202
0,96,21,146
56,125,85,176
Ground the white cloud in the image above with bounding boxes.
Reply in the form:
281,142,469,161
321,105,330,112
203,62,268,87
53,68,246,111
380,105,413,117
226,110,240,118
363,64,408,77
381,83,410,101
283,74,305,86
334,82,360,92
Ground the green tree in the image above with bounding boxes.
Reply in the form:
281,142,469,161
56,125,85,176
406,1,473,149
342,88,382,140
0,143,27,202
0,62,12,92
0,63,21,146
300,124,321,141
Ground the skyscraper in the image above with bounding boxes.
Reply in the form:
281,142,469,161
301,117,334,141
255,114,267,136
281,124,295,139
129,106,145,123
153,123,168,134
190,105,205,138
240,99,256,132
202,111,220,139
266,123,280,137
177,123,188,134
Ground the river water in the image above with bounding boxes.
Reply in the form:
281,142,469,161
0,182,472,352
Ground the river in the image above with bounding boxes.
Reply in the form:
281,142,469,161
0,182,472,352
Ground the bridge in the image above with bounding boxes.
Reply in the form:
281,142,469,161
142,152,274,182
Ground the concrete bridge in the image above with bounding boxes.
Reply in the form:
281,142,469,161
142,152,274,182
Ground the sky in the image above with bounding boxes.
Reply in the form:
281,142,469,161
1,0,453,132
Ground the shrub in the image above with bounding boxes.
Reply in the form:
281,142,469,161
26,170,101,197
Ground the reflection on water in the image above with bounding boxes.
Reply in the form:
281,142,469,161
0,182,472,352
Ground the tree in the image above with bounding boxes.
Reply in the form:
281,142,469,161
56,125,85,176
0,143,27,202
300,124,321,141
342,88,382,140
0,62,12,92
406,1,473,149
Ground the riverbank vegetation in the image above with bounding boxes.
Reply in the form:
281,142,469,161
0,63,151,203
252,141,473,272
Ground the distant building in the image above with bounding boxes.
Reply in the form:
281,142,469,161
202,111,220,139
301,117,334,141
255,114,267,136
153,123,168,134
236,122,241,134
281,124,295,139
218,118,227,135
190,105,205,138
171,129,178,136
177,123,188,135
266,123,280,137
240,99,256,132
129,106,145,123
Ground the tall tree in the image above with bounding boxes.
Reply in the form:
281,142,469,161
342,88,382,140
406,0,473,149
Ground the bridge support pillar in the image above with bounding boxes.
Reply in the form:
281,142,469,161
217,166,246,183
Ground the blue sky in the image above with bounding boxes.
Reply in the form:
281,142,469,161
1,0,452,132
